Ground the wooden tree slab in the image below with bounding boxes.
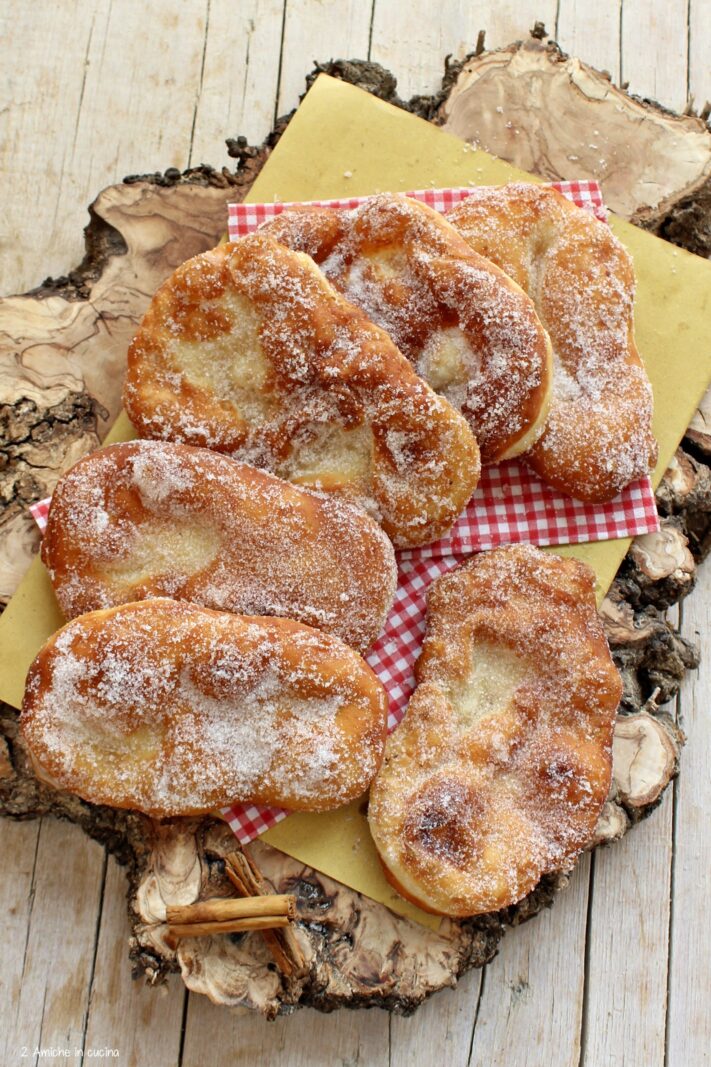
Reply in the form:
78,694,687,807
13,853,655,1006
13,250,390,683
437,33,711,253
1,43,710,1017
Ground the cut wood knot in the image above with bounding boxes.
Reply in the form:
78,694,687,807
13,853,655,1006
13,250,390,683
612,711,682,813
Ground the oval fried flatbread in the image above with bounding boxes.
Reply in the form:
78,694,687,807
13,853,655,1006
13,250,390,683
123,234,480,548
21,599,389,817
260,193,553,464
368,544,622,917
42,440,397,653
448,183,657,502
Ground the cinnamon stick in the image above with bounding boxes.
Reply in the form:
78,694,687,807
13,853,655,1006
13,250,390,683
224,850,306,978
166,894,295,926
224,850,263,896
167,915,291,940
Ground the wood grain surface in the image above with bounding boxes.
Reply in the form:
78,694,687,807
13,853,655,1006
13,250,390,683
1,2,709,1065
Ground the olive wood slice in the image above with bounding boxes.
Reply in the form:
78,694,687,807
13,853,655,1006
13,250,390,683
437,33,711,249
0,50,709,1018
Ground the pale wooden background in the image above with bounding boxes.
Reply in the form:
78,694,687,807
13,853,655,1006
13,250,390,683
1,3,710,1065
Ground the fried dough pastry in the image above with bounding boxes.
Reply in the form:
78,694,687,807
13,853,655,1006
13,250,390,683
260,193,553,463
368,545,622,917
21,599,388,817
123,234,480,548
447,184,658,501
42,440,396,653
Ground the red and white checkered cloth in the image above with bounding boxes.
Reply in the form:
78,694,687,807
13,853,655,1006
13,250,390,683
29,181,659,845
227,181,608,236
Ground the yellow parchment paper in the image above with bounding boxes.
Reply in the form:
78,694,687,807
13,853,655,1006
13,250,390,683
1,74,710,927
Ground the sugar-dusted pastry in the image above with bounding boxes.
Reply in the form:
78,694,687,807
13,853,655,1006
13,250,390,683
123,234,480,548
260,193,553,464
21,599,388,817
447,183,658,501
41,440,397,653
368,544,622,917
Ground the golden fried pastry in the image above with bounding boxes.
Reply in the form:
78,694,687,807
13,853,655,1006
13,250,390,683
123,234,480,548
42,440,396,653
260,193,553,464
448,184,658,501
368,545,622,917
21,598,388,817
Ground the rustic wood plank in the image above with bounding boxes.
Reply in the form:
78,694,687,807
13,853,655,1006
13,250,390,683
0,0,210,297
83,856,186,1067
621,0,689,112
556,0,622,80
64,1,208,201
576,600,681,1067
480,0,559,47
571,603,682,1067
4,818,106,1062
666,565,711,1067
390,968,483,1067
468,854,591,1067
191,0,285,157
369,0,558,101
0,818,42,1066
688,0,711,112
0,0,100,295
180,992,390,1065
276,0,375,117
580,797,673,1066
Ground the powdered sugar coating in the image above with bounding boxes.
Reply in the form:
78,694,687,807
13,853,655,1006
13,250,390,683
123,234,480,548
21,599,388,817
259,193,553,464
368,544,622,917
448,183,658,502
42,440,397,653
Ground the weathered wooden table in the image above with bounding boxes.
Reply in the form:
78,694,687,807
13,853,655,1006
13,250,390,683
1,3,709,1065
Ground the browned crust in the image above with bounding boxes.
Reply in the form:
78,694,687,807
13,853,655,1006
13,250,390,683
448,183,658,502
41,440,397,653
368,545,622,917
21,599,388,817
261,193,553,464
123,234,480,548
